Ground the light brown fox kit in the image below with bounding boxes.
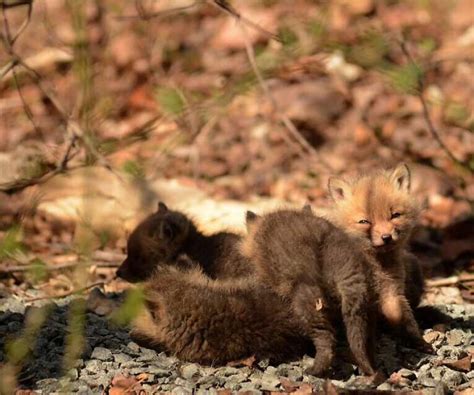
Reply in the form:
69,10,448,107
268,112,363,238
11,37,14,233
326,164,431,351
242,209,378,377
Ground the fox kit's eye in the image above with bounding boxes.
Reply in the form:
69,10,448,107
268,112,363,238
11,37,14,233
391,212,401,219
358,219,371,225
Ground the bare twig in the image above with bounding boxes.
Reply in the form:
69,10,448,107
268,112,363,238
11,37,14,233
426,274,474,288
399,40,472,174
25,280,107,302
209,0,281,42
0,259,122,274
117,0,201,20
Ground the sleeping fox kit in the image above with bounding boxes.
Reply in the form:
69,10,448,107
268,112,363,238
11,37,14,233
130,266,310,365
117,202,310,365
242,209,378,377
117,202,252,282
325,164,432,351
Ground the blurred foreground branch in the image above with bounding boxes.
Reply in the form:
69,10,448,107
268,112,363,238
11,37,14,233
0,0,122,194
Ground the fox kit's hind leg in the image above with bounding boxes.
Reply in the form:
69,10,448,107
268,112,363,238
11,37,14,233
291,283,335,377
338,277,376,375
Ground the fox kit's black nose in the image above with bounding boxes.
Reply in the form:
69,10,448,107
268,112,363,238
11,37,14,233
381,234,393,244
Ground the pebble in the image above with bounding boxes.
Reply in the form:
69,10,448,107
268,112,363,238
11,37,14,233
442,368,464,388
447,329,466,346
113,352,132,364
91,347,113,361
1,297,472,393
377,382,392,390
181,363,200,380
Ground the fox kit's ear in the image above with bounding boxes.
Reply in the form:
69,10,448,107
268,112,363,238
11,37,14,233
157,202,168,213
158,219,174,240
328,177,352,202
389,163,410,192
245,210,259,232
302,203,313,213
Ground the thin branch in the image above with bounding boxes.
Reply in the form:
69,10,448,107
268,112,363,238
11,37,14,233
426,274,474,288
116,0,201,20
399,40,472,174
209,0,281,43
0,259,122,274
24,280,107,302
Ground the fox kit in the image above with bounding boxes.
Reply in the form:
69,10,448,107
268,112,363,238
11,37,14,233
118,203,310,364
326,164,432,351
241,209,378,377
117,202,252,282
130,266,310,365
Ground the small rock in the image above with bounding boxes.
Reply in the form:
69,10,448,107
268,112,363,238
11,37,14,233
398,368,417,380
264,366,277,375
376,382,392,391
84,359,102,374
181,364,200,380
419,376,440,388
147,366,173,377
113,353,132,364
136,347,158,362
90,347,112,361
257,358,270,369
260,374,281,391
126,341,141,353
424,331,442,344
446,329,465,346
287,368,303,382
442,368,464,388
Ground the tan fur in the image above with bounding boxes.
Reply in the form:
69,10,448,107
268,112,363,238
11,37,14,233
325,164,432,353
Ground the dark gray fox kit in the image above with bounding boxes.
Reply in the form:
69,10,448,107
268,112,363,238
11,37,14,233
241,209,378,377
131,266,310,365
117,202,310,365
117,202,252,282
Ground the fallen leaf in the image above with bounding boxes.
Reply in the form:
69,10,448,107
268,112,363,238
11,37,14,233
454,389,474,395
280,377,300,392
291,383,314,395
442,355,473,372
226,355,256,368
423,331,441,344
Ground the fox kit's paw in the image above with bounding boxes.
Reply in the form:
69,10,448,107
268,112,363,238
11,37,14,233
416,339,435,354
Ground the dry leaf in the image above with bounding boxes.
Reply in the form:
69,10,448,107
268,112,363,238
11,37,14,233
226,355,256,368
442,355,473,372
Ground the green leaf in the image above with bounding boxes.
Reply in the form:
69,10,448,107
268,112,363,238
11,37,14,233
155,87,185,115
0,225,24,259
122,160,145,180
110,287,145,327
385,62,424,95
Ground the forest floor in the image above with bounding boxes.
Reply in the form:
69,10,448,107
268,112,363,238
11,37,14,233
0,0,473,393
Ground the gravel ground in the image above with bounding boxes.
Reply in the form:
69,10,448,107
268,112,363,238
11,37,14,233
0,294,473,394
